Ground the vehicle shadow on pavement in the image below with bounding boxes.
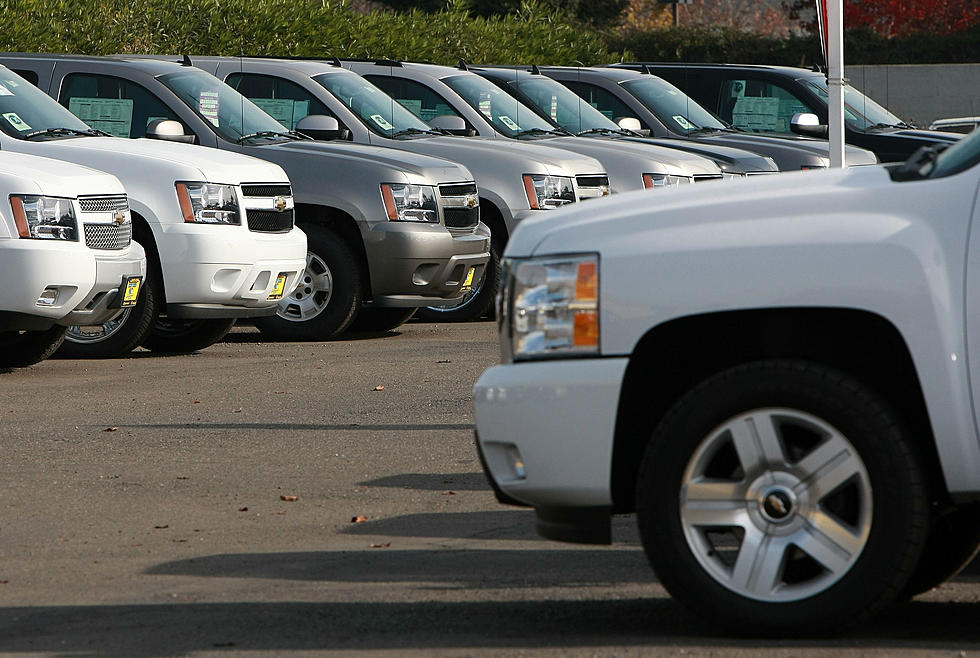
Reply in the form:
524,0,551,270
359,472,490,490
2,598,978,656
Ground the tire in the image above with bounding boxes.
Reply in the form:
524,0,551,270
0,326,68,367
415,242,500,323
635,360,929,637
140,317,236,353
345,308,416,334
253,224,361,341
901,504,980,598
58,268,159,358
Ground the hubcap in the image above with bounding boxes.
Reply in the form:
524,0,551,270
65,309,130,344
679,408,872,602
278,250,333,323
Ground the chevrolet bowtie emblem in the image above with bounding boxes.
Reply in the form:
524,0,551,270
274,196,288,212
113,210,126,225
467,197,477,208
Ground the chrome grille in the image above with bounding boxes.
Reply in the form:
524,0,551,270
575,174,610,200
575,176,609,188
84,222,132,250
242,184,292,197
440,183,477,197
693,174,725,182
247,209,294,233
444,207,480,228
78,196,128,213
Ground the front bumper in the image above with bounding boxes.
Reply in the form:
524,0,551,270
362,221,491,307
154,224,307,316
473,358,629,542
0,239,146,329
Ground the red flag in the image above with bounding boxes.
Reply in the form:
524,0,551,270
815,0,829,68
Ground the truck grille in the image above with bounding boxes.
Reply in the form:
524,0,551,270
575,175,610,200
247,209,294,233
78,195,128,213
439,183,477,197
84,222,133,250
242,184,292,197
693,174,724,182
444,207,480,228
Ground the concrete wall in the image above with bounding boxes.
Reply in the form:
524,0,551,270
847,64,980,128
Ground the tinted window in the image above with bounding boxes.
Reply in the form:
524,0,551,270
60,73,182,138
365,75,462,123
719,78,813,134
315,72,433,139
562,81,642,126
226,72,334,131
12,69,38,86
0,69,92,139
620,77,726,134
508,77,619,134
441,74,554,137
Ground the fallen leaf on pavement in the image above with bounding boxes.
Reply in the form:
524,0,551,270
372,385,385,391
280,495,299,502
437,359,452,364
351,515,368,523
442,491,457,496
238,507,248,512
154,525,169,529
193,399,200,404
370,542,391,549
103,427,118,432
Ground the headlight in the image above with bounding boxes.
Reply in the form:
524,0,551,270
503,254,599,360
176,182,240,225
9,195,77,240
643,173,694,188
381,184,438,222
523,174,575,210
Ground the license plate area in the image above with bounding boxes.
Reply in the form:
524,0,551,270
268,273,288,301
120,276,142,307
460,267,476,293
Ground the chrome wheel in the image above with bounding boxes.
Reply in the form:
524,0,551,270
425,269,485,314
680,408,872,603
278,250,333,323
65,309,131,344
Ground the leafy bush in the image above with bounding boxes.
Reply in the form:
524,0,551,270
0,0,620,65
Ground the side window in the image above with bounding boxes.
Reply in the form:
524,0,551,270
225,72,334,131
720,78,814,134
12,69,39,87
59,73,181,138
364,75,460,122
562,81,640,124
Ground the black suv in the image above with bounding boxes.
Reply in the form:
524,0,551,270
610,63,960,163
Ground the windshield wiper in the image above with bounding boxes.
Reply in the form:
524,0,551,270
391,127,439,139
236,130,308,144
23,127,101,140
576,127,622,137
513,127,569,138
868,122,912,131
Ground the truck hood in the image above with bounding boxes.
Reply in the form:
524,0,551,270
549,135,721,177
269,140,471,181
694,132,879,167
623,136,778,174
404,135,603,177
507,164,891,257
0,151,123,198
887,128,961,144
28,137,288,184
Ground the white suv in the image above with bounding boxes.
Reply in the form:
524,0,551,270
0,151,145,367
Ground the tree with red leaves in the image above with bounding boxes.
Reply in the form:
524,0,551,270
784,0,980,36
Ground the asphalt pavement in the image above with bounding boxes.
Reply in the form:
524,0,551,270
0,321,978,656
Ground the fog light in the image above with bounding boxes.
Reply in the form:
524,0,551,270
505,445,527,480
36,288,58,306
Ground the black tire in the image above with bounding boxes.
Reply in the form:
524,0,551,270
415,242,500,323
901,504,980,598
253,224,361,341
345,308,416,334
140,317,236,353
0,326,68,367
57,268,159,358
635,360,929,637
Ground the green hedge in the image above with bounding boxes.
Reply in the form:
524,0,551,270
0,0,620,65
607,24,980,66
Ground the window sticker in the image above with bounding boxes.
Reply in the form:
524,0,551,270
672,115,694,130
478,91,492,118
250,98,309,129
2,79,19,88
550,95,558,121
499,115,520,131
732,96,780,131
68,97,133,138
397,98,422,118
370,113,394,131
418,102,455,122
0,83,13,97
199,91,220,127
729,80,746,99
2,112,30,131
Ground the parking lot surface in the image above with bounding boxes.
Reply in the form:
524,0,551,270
1,321,978,656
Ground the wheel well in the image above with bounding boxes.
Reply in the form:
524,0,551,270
131,212,165,301
295,204,371,300
611,307,946,513
479,198,507,252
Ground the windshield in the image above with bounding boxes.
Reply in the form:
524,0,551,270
442,74,556,138
0,69,94,139
314,72,433,139
158,69,291,143
620,77,727,134
930,127,980,178
504,76,620,134
802,77,906,131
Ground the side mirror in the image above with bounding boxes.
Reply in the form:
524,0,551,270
791,113,828,138
145,119,195,144
616,116,649,136
295,114,350,141
429,114,475,136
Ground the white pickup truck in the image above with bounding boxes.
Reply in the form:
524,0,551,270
474,132,980,634
0,151,145,367
0,63,307,356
